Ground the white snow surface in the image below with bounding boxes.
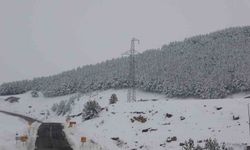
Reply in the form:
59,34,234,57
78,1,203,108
0,113,40,150
1,89,250,150
0,113,26,150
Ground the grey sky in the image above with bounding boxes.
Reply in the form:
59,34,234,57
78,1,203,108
1,0,250,84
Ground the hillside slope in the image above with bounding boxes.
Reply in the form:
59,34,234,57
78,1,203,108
1,26,250,98
0,90,250,150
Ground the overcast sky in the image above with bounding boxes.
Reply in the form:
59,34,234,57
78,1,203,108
1,0,250,84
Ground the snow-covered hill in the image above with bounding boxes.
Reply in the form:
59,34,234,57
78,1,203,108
1,89,250,150
2,26,250,99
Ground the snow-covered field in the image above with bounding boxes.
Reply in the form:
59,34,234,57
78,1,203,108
0,113,39,150
0,113,26,150
1,89,250,150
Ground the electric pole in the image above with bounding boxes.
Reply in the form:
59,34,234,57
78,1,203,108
248,104,250,139
123,38,140,102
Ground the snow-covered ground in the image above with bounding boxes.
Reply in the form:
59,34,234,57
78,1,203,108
1,89,250,150
0,113,40,150
0,91,74,121
0,113,26,150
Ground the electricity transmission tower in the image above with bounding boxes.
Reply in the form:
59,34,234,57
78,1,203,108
248,104,250,138
123,38,140,102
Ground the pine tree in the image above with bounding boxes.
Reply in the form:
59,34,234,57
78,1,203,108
82,100,102,121
109,93,118,104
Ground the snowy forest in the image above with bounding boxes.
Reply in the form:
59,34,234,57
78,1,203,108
1,26,250,99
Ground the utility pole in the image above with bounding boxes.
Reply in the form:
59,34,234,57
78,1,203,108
123,38,140,102
248,104,250,139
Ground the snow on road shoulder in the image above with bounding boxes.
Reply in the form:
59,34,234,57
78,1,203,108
0,113,27,150
64,124,110,150
27,122,41,150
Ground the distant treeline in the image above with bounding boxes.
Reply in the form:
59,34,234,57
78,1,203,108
1,26,250,99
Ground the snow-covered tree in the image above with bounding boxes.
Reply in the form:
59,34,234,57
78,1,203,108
82,100,102,121
182,139,195,150
109,93,118,104
204,138,220,150
1,26,250,99
51,99,73,116
31,90,39,97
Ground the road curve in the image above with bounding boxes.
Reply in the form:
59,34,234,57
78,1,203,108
0,110,42,123
35,123,73,150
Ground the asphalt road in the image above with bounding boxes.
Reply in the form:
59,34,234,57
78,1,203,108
35,123,73,150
